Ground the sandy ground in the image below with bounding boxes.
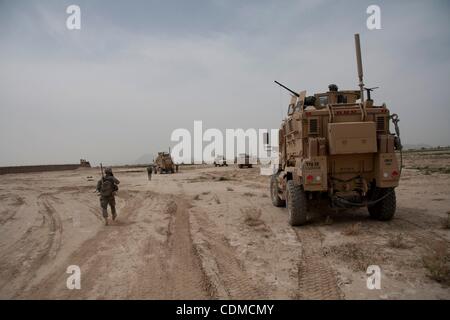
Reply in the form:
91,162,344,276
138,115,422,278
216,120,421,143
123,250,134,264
0,151,449,299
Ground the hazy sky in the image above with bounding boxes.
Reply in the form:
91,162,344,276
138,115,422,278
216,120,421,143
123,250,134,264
1,0,449,166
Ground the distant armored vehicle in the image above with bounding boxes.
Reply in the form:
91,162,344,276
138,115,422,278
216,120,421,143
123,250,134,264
270,34,402,226
80,159,91,167
237,153,255,169
153,152,175,174
237,154,251,168
214,155,228,167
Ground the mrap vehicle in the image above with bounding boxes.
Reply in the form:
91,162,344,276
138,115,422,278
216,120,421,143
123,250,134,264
237,153,255,168
153,152,176,174
270,34,402,226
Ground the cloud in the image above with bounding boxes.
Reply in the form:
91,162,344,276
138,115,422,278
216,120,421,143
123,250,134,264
0,0,449,166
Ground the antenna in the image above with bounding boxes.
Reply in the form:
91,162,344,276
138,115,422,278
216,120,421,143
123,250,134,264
274,80,300,97
354,34,365,103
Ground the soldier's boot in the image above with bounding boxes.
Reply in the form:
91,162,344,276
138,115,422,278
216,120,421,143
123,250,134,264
102,208,109,225
111,206,117,221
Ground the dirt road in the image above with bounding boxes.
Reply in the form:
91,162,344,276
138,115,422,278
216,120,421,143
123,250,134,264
0,152,449,299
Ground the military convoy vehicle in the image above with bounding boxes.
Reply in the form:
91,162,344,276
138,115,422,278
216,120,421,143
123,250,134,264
237,153,256,168
270,34,402,226
153,152,176,174
214,155,228,167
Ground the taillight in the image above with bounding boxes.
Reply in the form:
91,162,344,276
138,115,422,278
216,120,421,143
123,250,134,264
383,170,399,179
305,175,321,184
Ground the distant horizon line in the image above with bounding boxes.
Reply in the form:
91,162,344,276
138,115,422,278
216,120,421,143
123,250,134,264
2,144,450,168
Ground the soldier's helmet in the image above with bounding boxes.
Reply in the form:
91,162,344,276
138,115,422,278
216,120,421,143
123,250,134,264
105,167,113,175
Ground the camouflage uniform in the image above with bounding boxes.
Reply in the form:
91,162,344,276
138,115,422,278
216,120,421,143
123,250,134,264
96,171,120,221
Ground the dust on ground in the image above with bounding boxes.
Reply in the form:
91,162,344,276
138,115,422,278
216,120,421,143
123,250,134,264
0,150,449,299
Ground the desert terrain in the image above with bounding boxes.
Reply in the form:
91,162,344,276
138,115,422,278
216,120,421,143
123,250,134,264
0,150,449,299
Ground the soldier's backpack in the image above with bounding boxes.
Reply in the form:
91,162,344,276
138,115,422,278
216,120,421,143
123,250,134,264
100,178,114,197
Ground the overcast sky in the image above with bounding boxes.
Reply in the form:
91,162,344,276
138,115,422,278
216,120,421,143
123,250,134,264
0,0,449,166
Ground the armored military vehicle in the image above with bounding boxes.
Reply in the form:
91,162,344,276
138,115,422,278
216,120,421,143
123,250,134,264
237,153,255,168
153,152,175,174
214,155,228,167
270,34,402,226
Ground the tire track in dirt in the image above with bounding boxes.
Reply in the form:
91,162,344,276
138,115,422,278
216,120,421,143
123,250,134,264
19,190,139,298
163,198,211,299
40,195,63,261
0,195,25,225
23,191,211,299
29,190,153,298
316,208,450,297
348,208,450,251
128,195,212,299
190,211,266,299
393,212,449,248
294,227,342,300
0,194,63,298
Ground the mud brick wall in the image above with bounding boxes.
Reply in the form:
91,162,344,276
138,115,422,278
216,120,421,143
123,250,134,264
0,164,81,175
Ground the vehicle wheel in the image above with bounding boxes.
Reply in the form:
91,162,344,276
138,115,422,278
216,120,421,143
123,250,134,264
270,175,285,207
248,164,253,168
286,180,308,226
171,168,174,173
238,164,243,169
368,188,396,221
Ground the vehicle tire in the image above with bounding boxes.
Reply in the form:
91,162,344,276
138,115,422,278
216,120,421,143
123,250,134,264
239,164,243,169
286,180,308,226
270,175,285,207
368,188,396,221
248,164,253,168
171,168,174,174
